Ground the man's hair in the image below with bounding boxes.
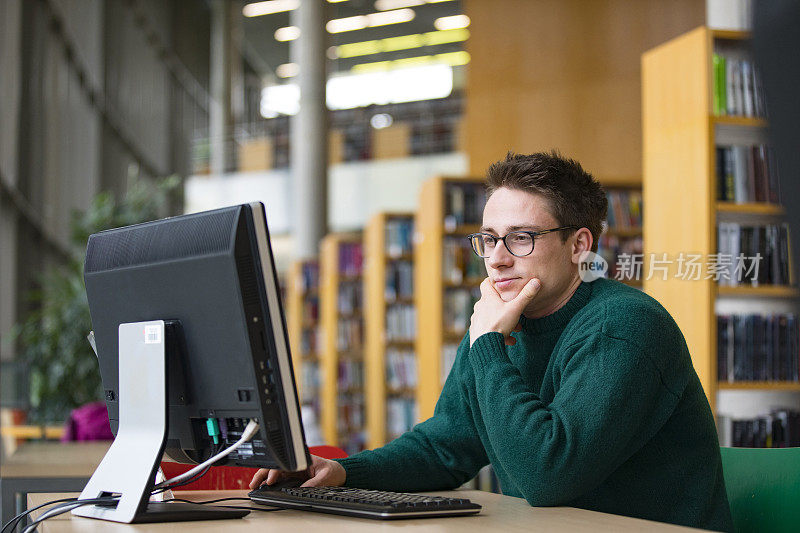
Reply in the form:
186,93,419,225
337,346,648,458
485,151,608,253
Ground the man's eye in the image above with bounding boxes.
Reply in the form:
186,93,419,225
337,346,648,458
512,234,531,243
481,236,495,246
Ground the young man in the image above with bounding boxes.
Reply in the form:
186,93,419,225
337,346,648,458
251,152,733,532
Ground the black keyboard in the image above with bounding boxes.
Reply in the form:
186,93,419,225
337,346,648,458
248,486,482,520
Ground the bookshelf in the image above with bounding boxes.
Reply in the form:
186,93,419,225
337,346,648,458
286,259,321,441
364,212,417,448
599,185,644,287
642,27,797,420
319,233,365,454
415,176,487,420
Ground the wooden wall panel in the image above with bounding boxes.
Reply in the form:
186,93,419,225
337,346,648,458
464,0,705,182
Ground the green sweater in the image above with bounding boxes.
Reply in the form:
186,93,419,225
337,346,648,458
336,278,733,532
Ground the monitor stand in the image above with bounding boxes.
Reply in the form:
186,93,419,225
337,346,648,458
72,320,247,523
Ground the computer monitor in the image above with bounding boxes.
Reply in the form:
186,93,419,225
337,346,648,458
75,202,309,523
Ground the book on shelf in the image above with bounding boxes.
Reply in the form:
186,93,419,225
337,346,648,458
605,189,642,230
385,218,414,257
597,234,643,280
336,318,363,352
337,392,366,455
712,46,766,118
444,182,486,231
385,259,413,301
442,343,459,386
717,313,799,382
717,223,793,286
444,287,481,334
716,144,781,203
387,397,417,440
337,281,362,314
443,236,484,284
386,304,416,342
718,410,800,448
386,348,417,390
339,242,363,277
300,262,320,292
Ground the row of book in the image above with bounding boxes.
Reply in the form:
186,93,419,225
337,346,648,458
300,327,320,356
717,314,799,383
605,190,642,230
443,182,486,230
387,398,417,440
717,223,792,286
597,235,644,281
300,362,320,403
443,287,481,334
386,348,417,391
337,281,362,315
712,51,766,118
443,237,484,285
302,296,319,324
385,260,413,301
337,360,363,391
718,410,800,448
338,242,363,277
716,144,780,204
442,343,458,386
337,393,366,454
337,318,363,352
386,304,416,342
385,218,414,257
298,261,319,292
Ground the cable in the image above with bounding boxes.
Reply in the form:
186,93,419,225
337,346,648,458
154,419,260,490
1,498,77,533
18,498,119,533
151,444,221,495
163,498,284,513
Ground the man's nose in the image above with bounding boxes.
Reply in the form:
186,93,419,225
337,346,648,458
486,240,514,269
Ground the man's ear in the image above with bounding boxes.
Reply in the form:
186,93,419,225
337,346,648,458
571,228,593,263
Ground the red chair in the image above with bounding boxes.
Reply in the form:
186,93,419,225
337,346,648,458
160,445,348,491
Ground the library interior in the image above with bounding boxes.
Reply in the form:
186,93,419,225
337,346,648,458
1,0,799,531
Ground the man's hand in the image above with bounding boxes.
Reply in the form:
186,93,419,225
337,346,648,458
469,277,541,347
249,454,347,490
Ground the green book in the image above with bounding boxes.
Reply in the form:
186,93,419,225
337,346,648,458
712,53,727,116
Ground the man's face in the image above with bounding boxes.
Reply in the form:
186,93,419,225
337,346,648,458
480,187,577,316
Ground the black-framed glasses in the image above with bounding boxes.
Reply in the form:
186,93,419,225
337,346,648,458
467,226,578,258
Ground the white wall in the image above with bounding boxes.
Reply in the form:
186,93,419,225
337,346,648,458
185,152,469,272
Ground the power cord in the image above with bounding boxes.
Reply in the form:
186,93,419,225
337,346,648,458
3,419,262,532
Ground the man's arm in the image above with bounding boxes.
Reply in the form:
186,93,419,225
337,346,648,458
335,337,489,492
468,322,682,506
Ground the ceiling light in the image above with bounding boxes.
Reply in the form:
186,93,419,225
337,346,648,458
423,28,468,45
370,113,394,129
351,50,469,72
276,63,300,78
335,28,469,59
434,14,470,31
243,0,299,17
274,26,301,42
374,0,424,10
327,8,415,33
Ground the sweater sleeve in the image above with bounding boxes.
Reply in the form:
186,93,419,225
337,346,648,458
334,338,489,491
468,326,681,506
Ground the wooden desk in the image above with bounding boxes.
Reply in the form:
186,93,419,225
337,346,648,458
0,442,110,525
25,490,707,532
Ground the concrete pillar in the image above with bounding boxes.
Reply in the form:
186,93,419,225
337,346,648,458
291,0,328,259
210,0,232,176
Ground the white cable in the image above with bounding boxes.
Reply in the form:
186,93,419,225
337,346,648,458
154,419,260,489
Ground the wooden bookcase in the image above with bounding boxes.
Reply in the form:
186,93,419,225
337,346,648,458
642,27,797,414
319,233,365,453
286,259,321,440
364,212,417,448
415,176,487,420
